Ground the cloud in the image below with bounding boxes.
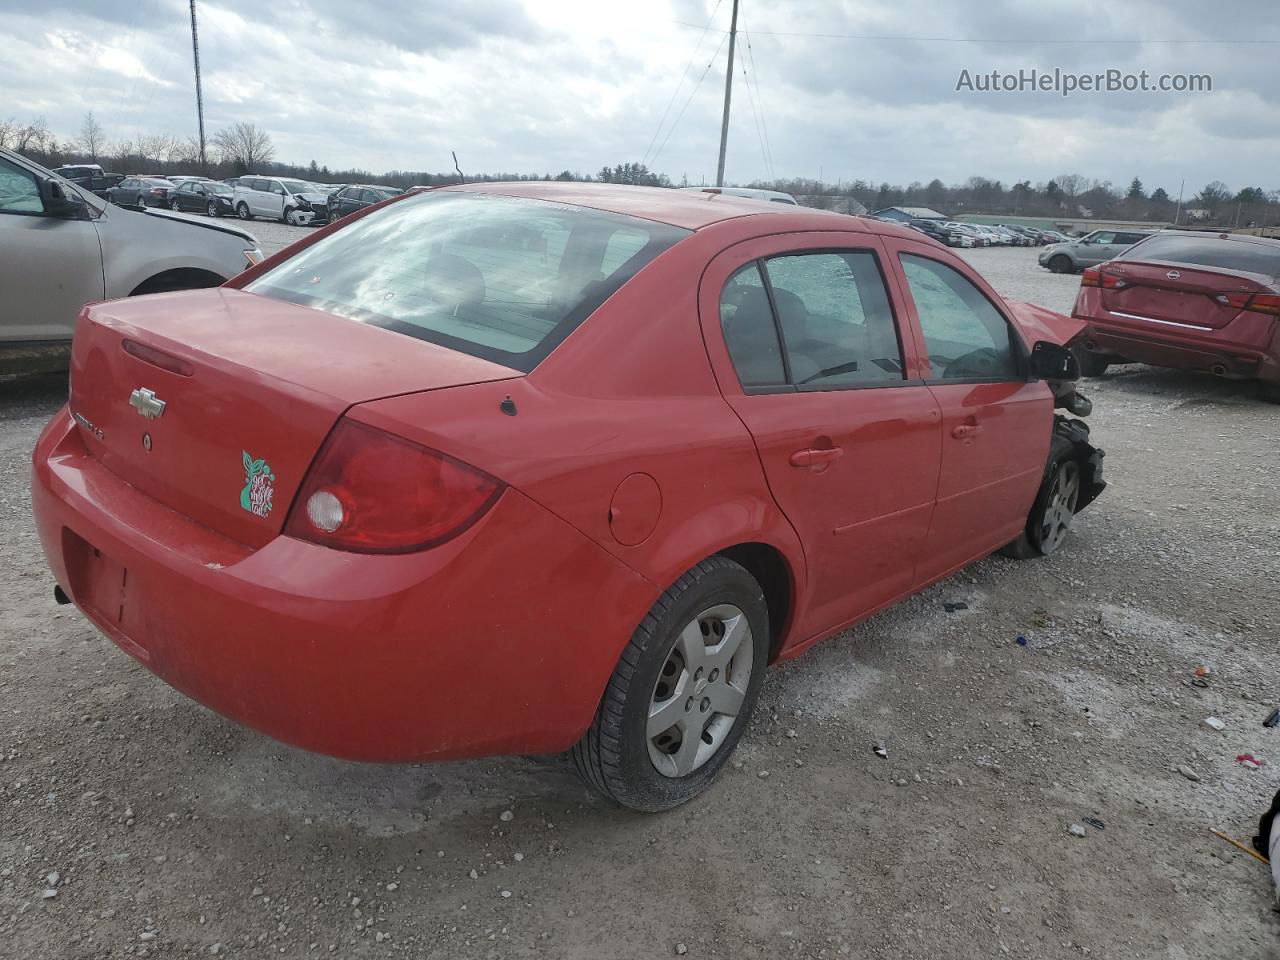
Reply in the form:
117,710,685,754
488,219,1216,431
0,0,1277,191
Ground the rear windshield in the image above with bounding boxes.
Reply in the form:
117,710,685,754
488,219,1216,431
1126,234,1280,278
245,191,688,371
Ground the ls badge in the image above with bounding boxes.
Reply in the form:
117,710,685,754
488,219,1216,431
240,452,276,518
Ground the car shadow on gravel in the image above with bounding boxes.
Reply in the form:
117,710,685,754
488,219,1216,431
1084,365,1270,406
0,371,68,419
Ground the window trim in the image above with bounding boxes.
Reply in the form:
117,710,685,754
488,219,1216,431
726,246,918,395
896,250,1030,386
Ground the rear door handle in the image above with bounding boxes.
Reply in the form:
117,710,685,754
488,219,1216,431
789,447,844,468
951,423,982,439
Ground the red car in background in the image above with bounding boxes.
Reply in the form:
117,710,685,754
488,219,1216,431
1072,230,1280,400
31,184,1104,811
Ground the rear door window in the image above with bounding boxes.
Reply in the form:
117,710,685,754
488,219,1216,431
899,254,1019,381
720,263,786,388
762,252,905,388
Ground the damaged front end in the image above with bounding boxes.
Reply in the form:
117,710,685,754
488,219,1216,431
1007,298,1107,512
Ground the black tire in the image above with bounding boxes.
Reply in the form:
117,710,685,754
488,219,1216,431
236,202,251,221
1048,254,1073,274
1072,345,1110,377
207,201,219,218
572,556,769,812
169,198,180,211
1000,436,1082,560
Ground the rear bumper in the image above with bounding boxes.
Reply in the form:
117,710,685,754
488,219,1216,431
32,410,657,763
1074,293,1280,384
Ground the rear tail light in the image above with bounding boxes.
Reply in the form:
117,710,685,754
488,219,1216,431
284,419,503,554
1080,267,1126,289
1216,292,1280,317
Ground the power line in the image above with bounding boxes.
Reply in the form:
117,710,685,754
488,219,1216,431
671,20,1280,43
650,31,730,169
738,59,771,180
740,20,774,179
642,0,724,168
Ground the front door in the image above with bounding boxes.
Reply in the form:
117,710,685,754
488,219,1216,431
885,240,1053,583
701,234,942,640
0,155,103,344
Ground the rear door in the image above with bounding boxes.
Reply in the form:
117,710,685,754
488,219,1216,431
0,154,103,344
701,233,942,639
884,237,1053,583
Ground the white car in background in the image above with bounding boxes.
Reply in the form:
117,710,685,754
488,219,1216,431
232,176,332,225
0,147,263,372
679,186,798,205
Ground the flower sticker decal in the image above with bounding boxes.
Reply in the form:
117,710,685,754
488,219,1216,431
240,451,276,518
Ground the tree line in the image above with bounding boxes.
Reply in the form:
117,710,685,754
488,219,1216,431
3,112,1275,228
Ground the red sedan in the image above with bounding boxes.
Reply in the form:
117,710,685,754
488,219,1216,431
32,184,1105,810
1072,230,1280,399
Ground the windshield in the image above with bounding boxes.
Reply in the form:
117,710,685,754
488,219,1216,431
244,191,688,371
1127,234,1280,278
208,183,232,194
279,180,311,194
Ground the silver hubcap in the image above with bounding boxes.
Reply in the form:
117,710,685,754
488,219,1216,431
647,604,753,778
1038,460,1080,553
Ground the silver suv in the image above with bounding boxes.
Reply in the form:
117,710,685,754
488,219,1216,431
232,176,331,225
0,148,262,371
1039,228,1155,273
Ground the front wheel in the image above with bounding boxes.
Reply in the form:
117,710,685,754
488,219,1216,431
1001,440,1082,559
572,556,769,812
285,207,306,226
236,202,251,220
1048,254,1073,274
207,201,219,218
169,198,180,211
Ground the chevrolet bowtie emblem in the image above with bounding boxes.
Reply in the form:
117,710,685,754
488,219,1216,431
129,388,166,420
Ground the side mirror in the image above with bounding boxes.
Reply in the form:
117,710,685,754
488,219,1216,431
1029,341,1079,381
39,178,87,219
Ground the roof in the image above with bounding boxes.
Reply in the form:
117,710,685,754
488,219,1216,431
438,181,845,230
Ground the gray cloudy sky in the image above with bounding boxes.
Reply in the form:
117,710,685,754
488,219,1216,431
2,0,1278,191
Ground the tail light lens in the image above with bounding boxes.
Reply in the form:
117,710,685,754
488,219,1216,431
1080,267,1126,289
284,419,503,554
1217,292,1280,317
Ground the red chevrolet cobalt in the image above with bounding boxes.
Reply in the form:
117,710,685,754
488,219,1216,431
32,184,1104,810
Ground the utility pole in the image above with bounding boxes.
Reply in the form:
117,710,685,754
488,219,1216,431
189,0,207,174
714,0,740,188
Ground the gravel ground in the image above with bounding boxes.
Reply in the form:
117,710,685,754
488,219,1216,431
3,246,1279,959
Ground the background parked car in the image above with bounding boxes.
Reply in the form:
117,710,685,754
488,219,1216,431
1072,230,1280,400
106,176,173,210
0,147,262,371
232,176,331,225
327,183,404,220
907,219,971,247
169,179,236,217
51,163,124,198
1039,229,1155,273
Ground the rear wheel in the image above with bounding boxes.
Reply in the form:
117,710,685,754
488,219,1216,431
572,556,768,812
1048,254,1073,274
1072,345,1111,377
236,202,251,220
1001,439,1082,559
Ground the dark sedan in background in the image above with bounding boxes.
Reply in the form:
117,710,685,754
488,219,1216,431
328,183,403,220
169,180,236,217
105,177,172,209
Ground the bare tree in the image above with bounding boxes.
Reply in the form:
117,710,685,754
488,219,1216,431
211,122,274,172
0,118,18,149
77,112,107,162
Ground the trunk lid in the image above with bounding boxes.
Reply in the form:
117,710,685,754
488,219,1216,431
69,288,520,549
1099,261,1270,330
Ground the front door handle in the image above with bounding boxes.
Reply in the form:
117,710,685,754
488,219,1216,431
789,446,844,468
951,423,982,440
